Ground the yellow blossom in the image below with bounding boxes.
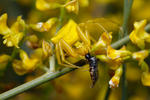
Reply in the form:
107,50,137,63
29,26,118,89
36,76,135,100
91,32,112,54
97,46,131,70
20,50,39,71
107,46,131,60
140,61,149,73
129,19,150,49
0,54,10,63
42,40,52,58
0,14,25,48
109,65,123,88
0,54,10,70
27,35,38,43
13,60,27,75
30,48,44,64
36,0,61,11
132,50,149,65
26,35,39,49
96,55,122,70
3,32,24,48
64,0,79,14
13,50,39,75
140,61,150,86
141,72,150,86
30,17,57,32
10,16,26,32
0,13,11,35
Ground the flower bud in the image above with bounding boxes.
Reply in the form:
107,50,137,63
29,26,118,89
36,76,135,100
42,40,52,58
64,0,79,14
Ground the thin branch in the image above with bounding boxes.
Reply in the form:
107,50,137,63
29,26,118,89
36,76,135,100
121,0,134,100
0,67,76,100
111,35,129,49
123,0,133,36
104,86,111,100
56,7,66,32
121,64,127,100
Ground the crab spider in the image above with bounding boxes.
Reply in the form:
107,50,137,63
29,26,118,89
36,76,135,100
51,19,113,87
51,19,112,68
51,19,91,68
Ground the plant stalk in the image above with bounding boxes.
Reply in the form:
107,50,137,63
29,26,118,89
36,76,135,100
121,0,133,100
0,68,76,100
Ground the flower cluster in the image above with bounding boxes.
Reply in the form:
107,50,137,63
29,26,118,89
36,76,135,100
0,14,25,48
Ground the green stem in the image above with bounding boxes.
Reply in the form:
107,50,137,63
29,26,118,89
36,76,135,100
121,0,133,100
56,7,66,32
104,86,111,100
0,68,76,100
121,64,127,100
111,35,129,49
123,0,133,36
0,36,130,100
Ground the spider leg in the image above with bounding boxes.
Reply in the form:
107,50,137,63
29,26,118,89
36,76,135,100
84,25,97,43
77,26,91,47
57,39,81,68
55,43,61,65
86,21,108,34
56,43,74,68
56,43,78,68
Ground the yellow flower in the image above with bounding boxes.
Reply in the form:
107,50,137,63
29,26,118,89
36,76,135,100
0,13,11,35
26,35,39,49
0,13,10,35
141,72,150,86
42,40,52,58
36,0,61,11
27,35,38,43
0,54,10,63
97,46,131,70
140,61,149,73
30,17,57,32
129,19,150,49
96,55,122,70
109,65,123,88
0,54,10,70
64,0,79,14
107,46,131,60
30,48,44,63
13,50,39,75
51,19,79,45
20,50,39,71
0,14,25,48
132,50,149,65
91,32,112,54
3,32,24,48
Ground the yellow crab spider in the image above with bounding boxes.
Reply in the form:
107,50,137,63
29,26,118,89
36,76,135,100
51,19,91,68
51,19,113,87
51,19,112,68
